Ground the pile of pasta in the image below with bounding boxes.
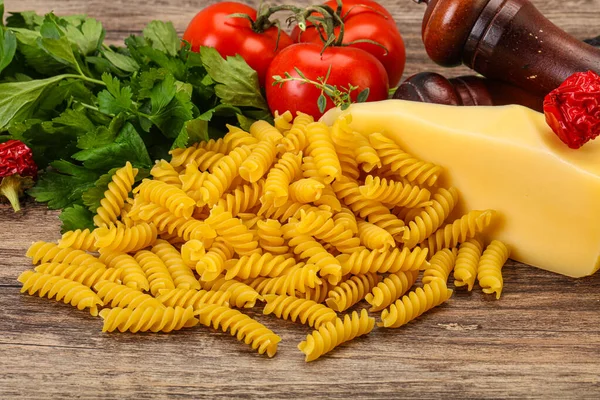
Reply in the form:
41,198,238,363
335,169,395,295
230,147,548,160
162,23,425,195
18,111,510,362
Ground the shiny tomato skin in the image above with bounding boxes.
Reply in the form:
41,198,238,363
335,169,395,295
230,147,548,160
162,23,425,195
183,2,293,87
266,43,389,119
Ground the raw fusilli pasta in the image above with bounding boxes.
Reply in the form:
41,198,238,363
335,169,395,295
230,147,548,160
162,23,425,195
100,306,198,333
262,294,337,329
94,162,138,228
454,238,484,291
477,240,510,299
325,273,380,312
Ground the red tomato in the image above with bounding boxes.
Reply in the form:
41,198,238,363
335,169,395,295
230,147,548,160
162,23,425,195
266,43,389,119
291,0,405,86
183,2,293,87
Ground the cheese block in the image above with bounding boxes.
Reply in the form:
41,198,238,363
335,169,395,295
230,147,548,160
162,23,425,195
322,100,600,278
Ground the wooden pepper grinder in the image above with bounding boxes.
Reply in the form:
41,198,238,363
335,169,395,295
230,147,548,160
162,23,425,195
416,0,600,96
393,72,544,111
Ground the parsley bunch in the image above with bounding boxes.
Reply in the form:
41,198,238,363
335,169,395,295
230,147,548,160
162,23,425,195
0,1,270,231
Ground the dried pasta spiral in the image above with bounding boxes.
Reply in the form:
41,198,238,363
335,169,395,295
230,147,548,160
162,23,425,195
298,309,375,362
247,263,322,296
94,280,165,309
58,229,98,252
336,247,430,275
205,206,259,256
256,219,289,255
239,139,278,183
314,185,342,212
156,288,231,309
100,306,198,333
274,110,293,132
477,240,510,299
379,279,453,328
369,132,443,187
152,240,200,290
297,280,330,304
420,209,496,254
365,270,419,312
400,187,459,248
98,251,149,291
305,122,342,183
196,304,281,357
150,160,181,187
94,222,158,253
170,145,225,171
262,294,337,329
34,262,121,289
279,112,313,153
18,271,103,316
201,276,262,308
250,120,284,142
350,131,381,172
296,209,363,254
357,220,395,252
222,126,259,150
180,239,206,267
422,248,457,285
288,178,325,204
196,239,234,281
94,162,138,228
224,252,297,280
199,145,253,206
333,206,358,234
258,199,331,224
262,151,303,206
454,238,484,291
134,250,175,296
325,273,380,312
26,242,105,268
216,180,264,217
134,179,196,219
330,116,361,180
360,175,432,208
179,163,210,200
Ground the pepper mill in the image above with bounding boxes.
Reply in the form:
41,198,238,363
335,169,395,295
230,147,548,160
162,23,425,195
417,0,600,96
393,72,543,111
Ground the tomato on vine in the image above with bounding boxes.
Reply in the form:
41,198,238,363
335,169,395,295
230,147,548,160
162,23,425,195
183,2,294,86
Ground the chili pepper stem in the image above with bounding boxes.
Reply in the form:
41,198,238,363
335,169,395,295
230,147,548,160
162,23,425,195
0,175,34,212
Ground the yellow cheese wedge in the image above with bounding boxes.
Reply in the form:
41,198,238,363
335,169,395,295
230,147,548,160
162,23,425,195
322,100,600,278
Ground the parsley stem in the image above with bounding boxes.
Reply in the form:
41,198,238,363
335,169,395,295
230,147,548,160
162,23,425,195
63,74,106,87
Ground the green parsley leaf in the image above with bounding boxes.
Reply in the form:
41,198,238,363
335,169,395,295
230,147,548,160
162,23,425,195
76,113,124,150
97,72,133,115
199,46,268,110
58,204,96,233
10,28,66,75
143,20,179,57
5,10,44,29
39,14,81,71
0,26,17,75
101,48,139,72
53,108,96,132
0,1,5,28
63,17,104,56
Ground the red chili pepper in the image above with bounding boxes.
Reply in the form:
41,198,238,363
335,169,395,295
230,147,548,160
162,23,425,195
0,140,38,212
543,70,600,149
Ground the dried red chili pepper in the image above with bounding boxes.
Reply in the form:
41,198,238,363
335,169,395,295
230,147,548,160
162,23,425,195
543,70,600,149
0,140,38,212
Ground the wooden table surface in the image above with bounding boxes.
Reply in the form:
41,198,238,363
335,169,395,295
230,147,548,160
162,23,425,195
2,0,600,398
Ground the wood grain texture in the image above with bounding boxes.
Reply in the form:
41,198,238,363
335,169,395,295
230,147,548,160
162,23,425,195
2,0,600,398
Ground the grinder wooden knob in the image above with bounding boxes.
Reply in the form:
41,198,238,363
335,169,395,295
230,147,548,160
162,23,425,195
393,72,543,111
417,0,600,96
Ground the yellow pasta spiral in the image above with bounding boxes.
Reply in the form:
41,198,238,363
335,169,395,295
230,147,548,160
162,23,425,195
330,115,361,181
223,126,259,150
314,185,342,212
258,198,331,224
205,206,259,256
94,162,138,228
420,209,496,254
454,238,484,291
180,239,206,267
360,175,432,209
250,120,284,142
400,187,459,248
332,178,405,238
99,250,149,291
179,162,210,199
134,179,196,219
350,131,382,172
34,262,121,288
196,304,281,357
273,110,293,132
365,270,419,312
296,280,330,304
248,263,322,297
94,280,165,309
256,219,289,255
305,122,342,184
279,112,313,154
26,242,105,268
156,288,231,308
58,229,98,252
332,206,358,234
239,139,278,183
150,160,181,188
298,309,375,362
325,273,380,312
199,145,253,206
170,145,226,171
296,209,363,254
216,180,264,217
94,222,158,253
288,178,324,204
357,220,395,252
134,250,175,296
100,306,198,333
262,151,303,206
263,294,337,329
283,223,342,285
379,279,453,328
224,252,297,280
152,240,200,290
369,132,443,187
422,248,457,285
201,275,262,308
477,240,510,299
18,271,104,316
336,247,430,275
197,137,229,153
196,239,234,281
